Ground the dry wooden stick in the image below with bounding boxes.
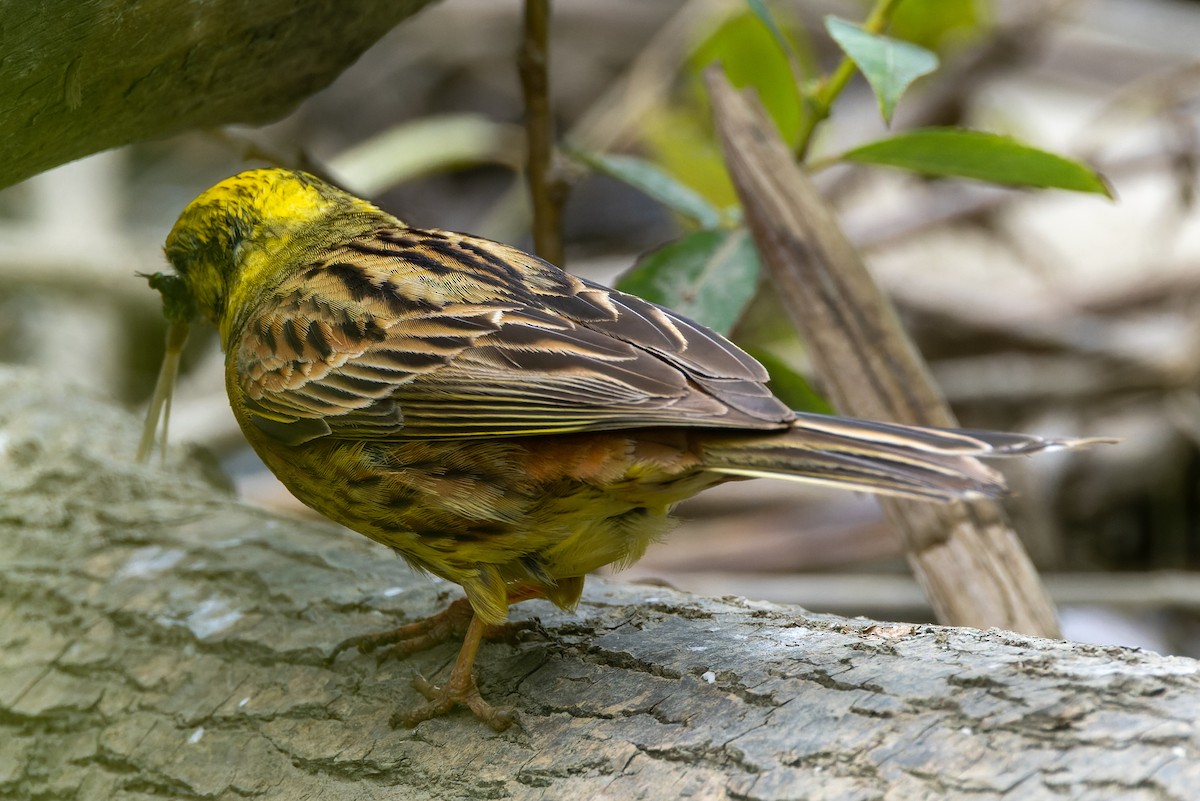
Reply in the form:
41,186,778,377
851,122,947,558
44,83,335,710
518,0,567,266
706,69,1061,638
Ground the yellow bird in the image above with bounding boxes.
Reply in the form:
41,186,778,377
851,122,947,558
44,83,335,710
142,168,1093,730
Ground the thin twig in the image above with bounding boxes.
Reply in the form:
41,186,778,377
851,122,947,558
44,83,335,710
518,0,567,266
479,0,735,243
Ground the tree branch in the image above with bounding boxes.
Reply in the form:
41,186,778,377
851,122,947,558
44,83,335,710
0,0,435,190
2,369,1196,799
518,0,568,265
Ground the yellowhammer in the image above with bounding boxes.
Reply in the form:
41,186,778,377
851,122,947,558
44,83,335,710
141,168,1095,730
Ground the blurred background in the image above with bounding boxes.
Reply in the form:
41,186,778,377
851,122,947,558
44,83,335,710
4,0,1199,655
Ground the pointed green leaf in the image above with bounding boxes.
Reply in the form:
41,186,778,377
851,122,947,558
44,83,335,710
616,229,760,335
825,16,938,124
691,10,804,145
571,150,724,229
746,0,798,64
841,128,1113,195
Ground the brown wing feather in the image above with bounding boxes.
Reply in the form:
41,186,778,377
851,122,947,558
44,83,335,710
234,226,792,444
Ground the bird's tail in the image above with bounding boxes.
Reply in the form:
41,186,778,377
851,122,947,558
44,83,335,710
698,412,1110,502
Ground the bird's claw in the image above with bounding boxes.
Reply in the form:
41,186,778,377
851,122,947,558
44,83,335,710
393,673,517,732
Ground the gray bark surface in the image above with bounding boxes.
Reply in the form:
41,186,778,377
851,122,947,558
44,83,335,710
0,0,435,190
1,366,1197,801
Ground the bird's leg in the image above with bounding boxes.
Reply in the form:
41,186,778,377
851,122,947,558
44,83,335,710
329,585,549,730
329,596,538,663
397,612,515,731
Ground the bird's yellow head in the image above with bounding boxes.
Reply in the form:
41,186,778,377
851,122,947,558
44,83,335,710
137,168,391,464
157,168,386,334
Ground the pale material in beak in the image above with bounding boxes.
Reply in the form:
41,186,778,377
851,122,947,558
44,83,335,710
138,322,190,464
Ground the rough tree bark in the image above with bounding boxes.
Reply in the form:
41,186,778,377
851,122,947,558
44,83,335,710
0,0,436,190
2,367,1197,801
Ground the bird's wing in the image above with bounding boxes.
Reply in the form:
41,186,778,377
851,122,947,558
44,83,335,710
234,227,792,444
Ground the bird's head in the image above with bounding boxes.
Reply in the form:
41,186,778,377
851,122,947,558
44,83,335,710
136,168,390,463
156,168,386,334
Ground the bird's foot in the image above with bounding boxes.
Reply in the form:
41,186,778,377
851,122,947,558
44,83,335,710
394,671,516,732
330,598,537,730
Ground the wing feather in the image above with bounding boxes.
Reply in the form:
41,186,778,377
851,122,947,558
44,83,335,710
234,226,793,443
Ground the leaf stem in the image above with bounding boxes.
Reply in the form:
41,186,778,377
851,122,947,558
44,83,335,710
795,0,903,160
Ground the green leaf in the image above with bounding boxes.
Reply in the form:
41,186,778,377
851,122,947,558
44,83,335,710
746,0,798,64
890,0,986,53
640,106,739,208
825,17,938,124
691,10,804,145
571,150,724,229
616,229,760,335
841,128,1113,196
741,347,832,414
329,114,522,196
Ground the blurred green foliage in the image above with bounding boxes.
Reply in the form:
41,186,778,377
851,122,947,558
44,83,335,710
889,0,987,52
690,10,806,147
616,229,759,336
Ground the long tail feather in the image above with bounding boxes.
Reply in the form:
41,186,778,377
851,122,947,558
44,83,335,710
699,413,1114,502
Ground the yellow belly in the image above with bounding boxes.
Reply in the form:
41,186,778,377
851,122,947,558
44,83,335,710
238,420,718,619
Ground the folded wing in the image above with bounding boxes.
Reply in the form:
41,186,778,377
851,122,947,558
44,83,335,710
234,227,793,444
